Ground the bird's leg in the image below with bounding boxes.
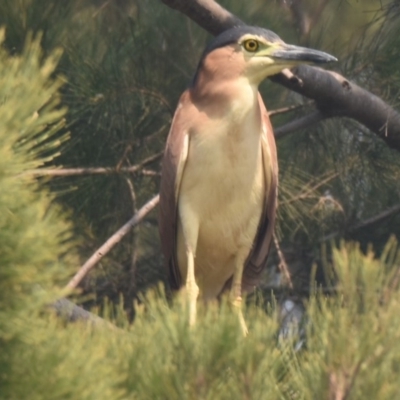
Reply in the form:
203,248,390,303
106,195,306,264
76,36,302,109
178,202,199,327
186,246,199,327
231,249,249,336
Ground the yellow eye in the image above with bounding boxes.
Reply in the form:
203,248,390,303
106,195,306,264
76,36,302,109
243,39,259,52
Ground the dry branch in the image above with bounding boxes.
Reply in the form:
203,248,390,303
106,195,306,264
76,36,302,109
322,204,400,242
268,101,312,117
23,152,163,177
161,0,400,152
51,298,110,325
66,194,160,290
273,233,293,289
161,0,244,35
271,68,400,150
274,110,324,139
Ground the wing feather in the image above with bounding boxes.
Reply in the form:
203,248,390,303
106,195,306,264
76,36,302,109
159,91,191,290
242,93,279,292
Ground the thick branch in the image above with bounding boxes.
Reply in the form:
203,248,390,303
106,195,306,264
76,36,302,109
161,0,245,35
51,298,109,325
161,0,400,152
271,68,400,150
66,194,160,290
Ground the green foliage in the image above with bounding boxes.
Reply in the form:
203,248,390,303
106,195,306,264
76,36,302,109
4,206,400,398
0,29,77,395
0,29,71,306
287,240,400,399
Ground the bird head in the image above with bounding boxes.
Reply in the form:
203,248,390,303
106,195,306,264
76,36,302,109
194,26,337,86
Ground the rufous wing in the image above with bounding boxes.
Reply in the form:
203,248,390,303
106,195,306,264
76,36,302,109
159,91,191,290
242,93,279,292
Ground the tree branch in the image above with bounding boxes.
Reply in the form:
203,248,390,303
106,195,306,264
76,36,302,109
50,298,111,326
22,152,163,177
322,204,400,242
271,68,400,151
349,204,400,232
66,194,160,290
268,101,312,117
274,110,325,139
161,0,245,35
161,0,400,152
273,233,293,289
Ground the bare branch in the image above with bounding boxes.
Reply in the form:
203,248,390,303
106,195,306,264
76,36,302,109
271,68,400,151
308,0,330,35
22,152,163,178
274,110,325,139
281,172,340,205
350,204,400,231
161,0,245,36
273,233,293,289
322,204,400,242
161,0,400,152
268,101,312,117
141,169,161,176
50,298,112,326
286,0,310,38
125,177,139,317
66,194,160,290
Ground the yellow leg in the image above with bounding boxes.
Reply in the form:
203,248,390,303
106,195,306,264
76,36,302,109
178,199,199,327
186,247,199,327
231,250,248,336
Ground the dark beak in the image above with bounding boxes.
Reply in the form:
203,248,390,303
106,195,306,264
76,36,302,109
272,44,337,64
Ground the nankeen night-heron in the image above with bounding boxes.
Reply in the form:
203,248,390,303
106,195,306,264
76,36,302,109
159,26,336,334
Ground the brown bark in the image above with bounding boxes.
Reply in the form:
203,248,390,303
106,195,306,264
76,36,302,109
161,0,400,152
161,0,245,35
271,68,400,150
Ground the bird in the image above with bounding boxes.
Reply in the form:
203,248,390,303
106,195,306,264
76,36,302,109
159,25,336,335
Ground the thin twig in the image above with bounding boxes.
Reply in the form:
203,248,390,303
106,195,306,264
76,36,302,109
115,144,133,171
268,101,312,117
350,204,400,231
273,233,294,289
288,0,310,38
66,194,160,290
141,169,160,176
281,172,339,205
274,110,325,139
307,0,330,36
22,152,163,177
123,86,173,115
322,204,400,242
125,177,139,316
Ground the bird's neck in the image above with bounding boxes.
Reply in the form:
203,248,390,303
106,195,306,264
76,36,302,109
191,69,260,125
192,47,262,111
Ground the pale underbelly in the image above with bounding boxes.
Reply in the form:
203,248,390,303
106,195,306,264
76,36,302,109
177,145,265,299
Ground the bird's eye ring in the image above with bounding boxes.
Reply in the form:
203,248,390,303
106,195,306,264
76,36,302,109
243,39,259,52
